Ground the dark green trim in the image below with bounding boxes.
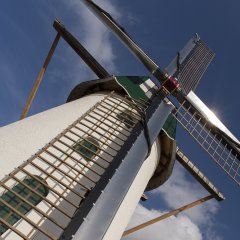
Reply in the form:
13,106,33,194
115,76,149,101
162,114,177,138
115,76,177,139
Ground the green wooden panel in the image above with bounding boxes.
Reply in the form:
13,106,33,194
74,138,99,160
0,177,49,235
115,76,149,101
116,110,134,129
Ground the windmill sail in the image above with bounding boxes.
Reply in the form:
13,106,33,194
82,0,166,82
186,91,240,146
83,0,214,92
165,36,215,94
83,0,240,186
168,93,240,185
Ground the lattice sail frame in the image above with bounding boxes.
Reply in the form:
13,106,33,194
168,97,240,185
0,92,147,240
81,0,240,185
166,37,215,94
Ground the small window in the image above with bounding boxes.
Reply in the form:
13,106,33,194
73,137,100,160
0,176,49,235
116,110,134,129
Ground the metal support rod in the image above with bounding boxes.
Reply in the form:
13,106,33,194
122,195,214,237
53,20,110,79
19,33,61,120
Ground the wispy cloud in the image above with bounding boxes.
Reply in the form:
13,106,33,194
60,0,121,84
123,162,221,240
79,0,120,72
122,204,202,240
152,162,219,225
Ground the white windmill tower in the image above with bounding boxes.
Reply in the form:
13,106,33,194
0,1,239,239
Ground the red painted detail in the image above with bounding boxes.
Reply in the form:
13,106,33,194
162,75,180,93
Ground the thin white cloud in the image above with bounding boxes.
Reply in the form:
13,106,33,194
152,162,219,226
122,204,202,240
63,0,121,79
122,162,222,240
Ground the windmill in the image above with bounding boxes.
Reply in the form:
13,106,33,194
0,0,239,239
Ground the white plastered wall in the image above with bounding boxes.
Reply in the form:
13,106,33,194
0,93,105,180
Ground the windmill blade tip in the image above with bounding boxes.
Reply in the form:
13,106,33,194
194,33,200,41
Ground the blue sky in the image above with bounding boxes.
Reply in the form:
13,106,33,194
0,0,240,239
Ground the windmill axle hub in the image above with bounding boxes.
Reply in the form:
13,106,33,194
162,75,180,94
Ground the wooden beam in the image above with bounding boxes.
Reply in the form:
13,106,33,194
176,147,225,201
53,20,110,79
19,33,61,120
122,195,214,237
